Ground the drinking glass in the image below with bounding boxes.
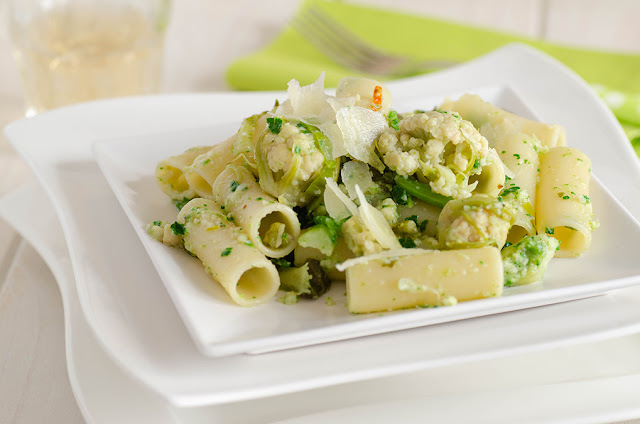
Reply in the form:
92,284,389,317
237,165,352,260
6,0,171,116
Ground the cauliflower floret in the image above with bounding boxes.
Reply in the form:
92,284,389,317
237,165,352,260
342,215,384,256
437,194,515,250
395,219,418,235
258,117,328,206
502,235,559,286
263,122,325,182
377,111,495,199
376,198,399,225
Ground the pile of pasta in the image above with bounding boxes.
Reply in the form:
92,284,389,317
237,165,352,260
147,75,597,313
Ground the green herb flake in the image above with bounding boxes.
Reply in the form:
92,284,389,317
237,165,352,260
173,197,190,210
294,145,301,154
545,227,555,235
270,257,291,269
386,110,400,130
501,186,521,196
220,247,233,257
398,237,417,248
419,219,429,232
583,195,590,203
562,195,570,200
230,180,240,192
473,159,481,169
296,122,310,133
171,222,185,236
266,117,283,134
405,215,419,225
391,184,411,206
513,153,521,160
153,220,163,227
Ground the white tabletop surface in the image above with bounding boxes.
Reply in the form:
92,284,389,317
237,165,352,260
1,1,640,423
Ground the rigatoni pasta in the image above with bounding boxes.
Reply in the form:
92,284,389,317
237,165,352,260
212,164,301,258
156,145,213,200
177,198,280,306
440,93,566,149
183,135,238,199
535,147,596,257
148,75,596,311
342,247,503,313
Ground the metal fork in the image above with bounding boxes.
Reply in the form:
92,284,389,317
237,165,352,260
291,5,458,77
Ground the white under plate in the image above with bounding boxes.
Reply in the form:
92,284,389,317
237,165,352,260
5,184,640,424
94,84,640,357
5,44,640,406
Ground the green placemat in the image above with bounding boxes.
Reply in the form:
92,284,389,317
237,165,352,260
227,0,640,156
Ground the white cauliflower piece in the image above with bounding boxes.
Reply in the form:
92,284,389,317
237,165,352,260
263,122,325,182
437,195,515,249
257,117,327,206
341,215,384,256
377,110,495,199
376,198,399,225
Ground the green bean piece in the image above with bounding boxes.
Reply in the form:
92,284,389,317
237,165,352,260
394,175,452,208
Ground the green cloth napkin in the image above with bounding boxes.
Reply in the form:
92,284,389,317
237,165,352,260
226,0,640,156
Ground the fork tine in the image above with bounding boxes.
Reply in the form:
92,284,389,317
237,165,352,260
292,9,374,70
303,5,381,61
292,5,458,76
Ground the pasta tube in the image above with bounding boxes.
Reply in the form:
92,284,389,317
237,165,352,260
536,147,596,257
177,198,279,306
480,119,540,242
342,247,504,313
183,135,237,199
212,165,301,258
440,94,566,148
156,145,213,200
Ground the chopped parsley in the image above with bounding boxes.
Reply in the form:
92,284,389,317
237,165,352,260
583,195,590,203
398,237,417,248
230,180,240,192
473,159,481,169
170,222,185,236
419,219,429,232
270,257,292,269
501,185,520,196
296,122,310,133
153,220,163,227
562,195,570,200
545,227,555,235
220,247,233,257
294,145,301,154
391,184,412,206
386,110,400,130
513,153,521,160
405,215,419,225
314,215,347,244
266,117,283,134
173,197,190,210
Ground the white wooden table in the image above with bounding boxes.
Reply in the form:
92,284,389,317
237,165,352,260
1,1,640,422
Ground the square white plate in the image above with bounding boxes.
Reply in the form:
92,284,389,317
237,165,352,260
94,86,640,357
6,44,640,406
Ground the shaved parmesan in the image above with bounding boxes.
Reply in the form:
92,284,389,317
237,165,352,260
337,107,387,172
355,185,401,250
336,248,429,272
324,178,359,219
341,161,376,200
